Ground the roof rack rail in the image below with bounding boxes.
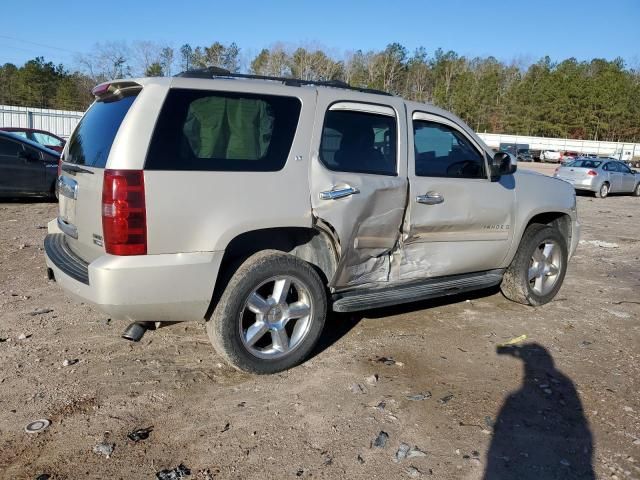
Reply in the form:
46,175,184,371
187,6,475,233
174,67,392,96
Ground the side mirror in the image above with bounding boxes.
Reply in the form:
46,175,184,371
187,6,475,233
491,151,517,178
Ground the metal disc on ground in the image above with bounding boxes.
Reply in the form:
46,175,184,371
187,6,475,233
25,419,50,433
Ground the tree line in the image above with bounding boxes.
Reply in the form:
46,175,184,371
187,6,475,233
1,40,638,142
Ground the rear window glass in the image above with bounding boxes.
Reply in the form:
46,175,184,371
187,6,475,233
66,94,137,168
145,89,302,171
567,159,602,168
33,132,63,147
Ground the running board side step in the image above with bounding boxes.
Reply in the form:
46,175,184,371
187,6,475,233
331,269,504,313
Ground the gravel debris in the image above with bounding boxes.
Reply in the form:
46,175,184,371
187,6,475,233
372,431,389,449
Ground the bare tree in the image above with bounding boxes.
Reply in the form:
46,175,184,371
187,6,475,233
160,47,174,76
132,41,162,76
75,41,132,82
405,48,431,102
290,48,341,81
374,43,407,93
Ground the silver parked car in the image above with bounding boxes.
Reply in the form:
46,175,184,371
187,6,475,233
44,68,580,374
554,158,640,198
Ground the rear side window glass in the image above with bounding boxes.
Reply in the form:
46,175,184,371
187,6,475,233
146,89,301,171
319,110,397,176
66,94,137,168
0,138,21,156
413,121,486,179
570,160,601,168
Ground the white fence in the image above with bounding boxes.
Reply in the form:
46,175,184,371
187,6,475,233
1,103,638,158
477,133,640,158
0,104,84,139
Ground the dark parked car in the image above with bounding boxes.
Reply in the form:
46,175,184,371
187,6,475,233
517,150,533,162
0,128,66,153
0,131,59,199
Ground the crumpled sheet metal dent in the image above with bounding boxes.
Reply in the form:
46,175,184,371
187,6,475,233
315,177,406,288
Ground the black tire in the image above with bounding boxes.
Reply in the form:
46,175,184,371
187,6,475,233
207,250,327,374
500,224,568,306
595,182,609,198
51,179,59,201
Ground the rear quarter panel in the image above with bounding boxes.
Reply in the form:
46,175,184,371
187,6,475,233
141,79,317,254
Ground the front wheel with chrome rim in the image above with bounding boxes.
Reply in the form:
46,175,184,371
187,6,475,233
501,224,568,306
207,250,327,374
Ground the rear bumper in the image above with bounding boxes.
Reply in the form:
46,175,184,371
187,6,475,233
556,176,598,192
44,230,224,323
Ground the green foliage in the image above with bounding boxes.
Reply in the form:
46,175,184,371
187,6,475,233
0,57,92,111
2,42,638,142
191,42,241,72
179,44,193,71
145,62,163,77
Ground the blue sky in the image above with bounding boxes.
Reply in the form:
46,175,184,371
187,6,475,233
2,0,639,68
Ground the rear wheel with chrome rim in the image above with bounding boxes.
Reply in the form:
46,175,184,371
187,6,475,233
501,224,568,306
595,182,609,198
208,250,327,374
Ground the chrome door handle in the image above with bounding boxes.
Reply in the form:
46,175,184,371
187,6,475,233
319,186,360,200
416,192,444,205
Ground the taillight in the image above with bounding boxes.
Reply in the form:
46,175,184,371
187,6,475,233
92,83,111,96
102,170,146,255
587,170,597,176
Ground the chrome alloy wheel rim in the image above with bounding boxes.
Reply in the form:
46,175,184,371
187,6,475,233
239,276,313,359
600,184,608,197
528,240,562,296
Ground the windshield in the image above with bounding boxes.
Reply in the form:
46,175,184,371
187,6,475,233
66,94,138,167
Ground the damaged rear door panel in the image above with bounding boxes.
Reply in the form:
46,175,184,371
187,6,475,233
309,94,408,290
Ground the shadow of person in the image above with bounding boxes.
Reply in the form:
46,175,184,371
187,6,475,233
484,343,595,480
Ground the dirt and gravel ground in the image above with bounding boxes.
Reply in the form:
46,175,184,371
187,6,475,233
0,163,639,479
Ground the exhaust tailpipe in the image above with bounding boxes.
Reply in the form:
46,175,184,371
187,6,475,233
122,322,156,342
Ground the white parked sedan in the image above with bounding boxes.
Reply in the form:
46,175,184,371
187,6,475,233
554,158,640,198
540,150,562,162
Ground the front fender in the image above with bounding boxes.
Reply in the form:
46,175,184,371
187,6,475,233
504,171,578,266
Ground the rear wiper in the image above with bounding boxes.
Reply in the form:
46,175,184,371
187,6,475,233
61,164,94,175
